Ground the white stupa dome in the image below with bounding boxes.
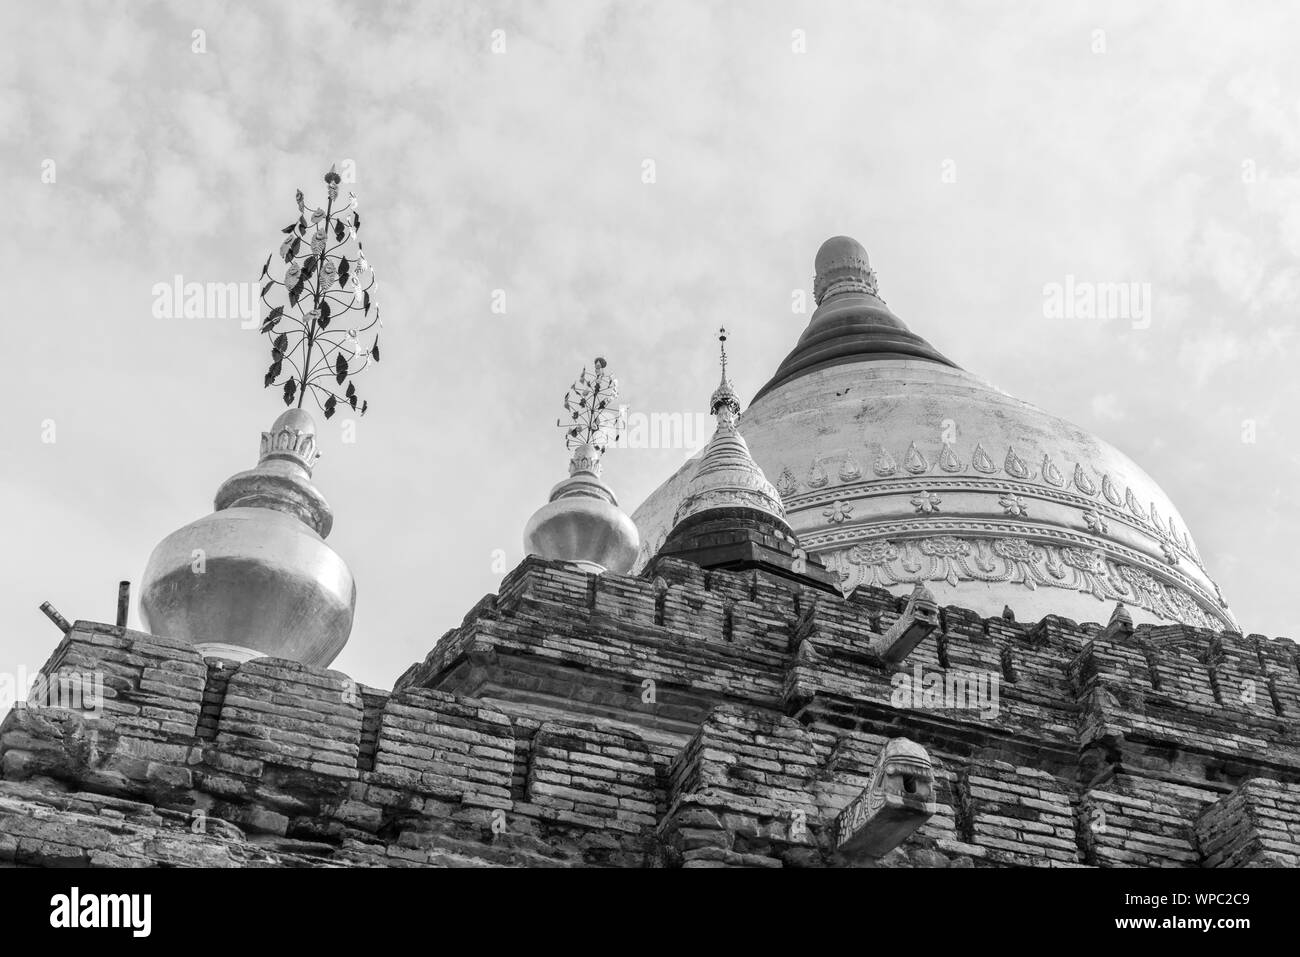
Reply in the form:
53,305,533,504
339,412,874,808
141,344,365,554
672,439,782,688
632,237,1234,630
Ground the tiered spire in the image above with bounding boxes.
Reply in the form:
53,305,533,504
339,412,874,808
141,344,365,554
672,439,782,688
673,328,786,526
652,331,837,592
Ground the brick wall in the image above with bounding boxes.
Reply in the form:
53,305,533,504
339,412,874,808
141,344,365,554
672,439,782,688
2,557,1299,867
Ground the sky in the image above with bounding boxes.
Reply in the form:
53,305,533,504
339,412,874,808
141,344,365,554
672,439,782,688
2,0,1297,691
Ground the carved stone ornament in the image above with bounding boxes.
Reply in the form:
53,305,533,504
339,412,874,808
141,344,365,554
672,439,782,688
835,737,937,860
873,446,898,477
776,466,799,499
903,441,929,475
820,534,1223,630
971,443,997,474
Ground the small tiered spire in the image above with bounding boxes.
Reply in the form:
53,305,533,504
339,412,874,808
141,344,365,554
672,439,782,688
710,326,741,427
673,329,786,526
651,331,838,593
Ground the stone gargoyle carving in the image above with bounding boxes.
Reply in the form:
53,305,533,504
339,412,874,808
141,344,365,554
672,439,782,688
871,583,939,663
835,736,938,860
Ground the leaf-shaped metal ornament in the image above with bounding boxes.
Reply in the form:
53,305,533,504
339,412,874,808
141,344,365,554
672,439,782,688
259,169,382,416
261,306,284,334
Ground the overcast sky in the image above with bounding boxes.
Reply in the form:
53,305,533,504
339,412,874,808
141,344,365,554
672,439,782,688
3,0,1297,690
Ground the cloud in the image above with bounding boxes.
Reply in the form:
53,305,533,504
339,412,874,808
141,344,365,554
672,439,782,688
4,0,1299,688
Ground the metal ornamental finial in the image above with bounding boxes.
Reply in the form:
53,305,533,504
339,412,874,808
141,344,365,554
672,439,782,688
710,326,741,428
257,165,383,421
559,358,622,472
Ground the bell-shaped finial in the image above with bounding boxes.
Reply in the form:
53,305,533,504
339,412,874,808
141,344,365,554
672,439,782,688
524,359,639,574
139,407,355,666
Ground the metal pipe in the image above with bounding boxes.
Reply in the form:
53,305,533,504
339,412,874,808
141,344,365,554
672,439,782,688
116,581,130,628
39,602,71,634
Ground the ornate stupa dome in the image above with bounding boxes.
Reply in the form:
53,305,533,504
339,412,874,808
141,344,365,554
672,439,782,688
632,237,1234,630
139,408,356,665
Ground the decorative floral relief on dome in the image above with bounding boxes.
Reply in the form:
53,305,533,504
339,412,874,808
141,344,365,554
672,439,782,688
822,534,1222,630
776,466,799,499
1160,541,1179,565
1082,509,1108,535
1125,486,1147,521
1062,546,1108,575
910,490,942,514
806,460,829,489
920,536,969,558
998,492,1029,517
823,500,853,524
1148,503,1166,539
852,541,899,566
1101,474,1123,507
838,454,862,483
1004,447,1032,480
938,442,963,473
903,441,930,474
1073,464,1098,497
991,538,1046,589
1041,455,1064,488
873,446,898,477
971,443,997,474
